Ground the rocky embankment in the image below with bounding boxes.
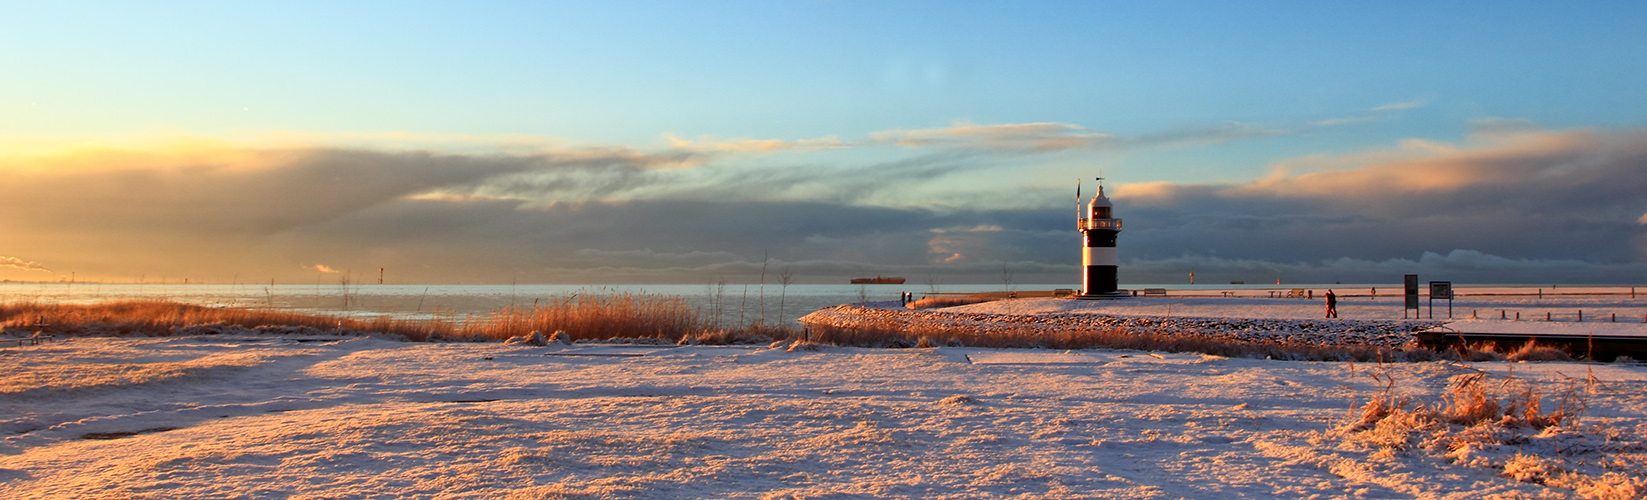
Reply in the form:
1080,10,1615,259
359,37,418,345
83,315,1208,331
800,304,1444,348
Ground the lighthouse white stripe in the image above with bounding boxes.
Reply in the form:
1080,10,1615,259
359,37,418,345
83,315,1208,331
1083,247,1117,266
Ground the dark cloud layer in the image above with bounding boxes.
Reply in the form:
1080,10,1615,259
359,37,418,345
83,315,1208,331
1115,127,1647,284
3,126,1645,285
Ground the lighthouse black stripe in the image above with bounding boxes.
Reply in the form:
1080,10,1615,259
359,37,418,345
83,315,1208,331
1084,231,1117,247
1085,266,1118,294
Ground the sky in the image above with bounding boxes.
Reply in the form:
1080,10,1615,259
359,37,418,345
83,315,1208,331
3,1,1646,285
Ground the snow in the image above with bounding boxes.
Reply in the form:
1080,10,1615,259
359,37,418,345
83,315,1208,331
803,302,1442,349
3,335,1644,498
1433,319,1647,338
945,292,1647,324
808,291,1647,349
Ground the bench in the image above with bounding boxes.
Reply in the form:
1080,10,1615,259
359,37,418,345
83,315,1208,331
0,334,53,348
1141,288,1167,297
1284,289,1307,299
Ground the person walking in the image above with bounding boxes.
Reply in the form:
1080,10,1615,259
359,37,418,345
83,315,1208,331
1325,289,1338,318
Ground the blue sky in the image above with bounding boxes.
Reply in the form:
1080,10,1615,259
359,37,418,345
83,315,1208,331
3,2,1646,284
11,2,1645,143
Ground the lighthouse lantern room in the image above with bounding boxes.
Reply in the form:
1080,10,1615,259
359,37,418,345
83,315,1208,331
1078,179,1124,298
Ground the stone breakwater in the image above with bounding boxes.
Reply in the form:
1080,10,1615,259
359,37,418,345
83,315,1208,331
800,304,1445,348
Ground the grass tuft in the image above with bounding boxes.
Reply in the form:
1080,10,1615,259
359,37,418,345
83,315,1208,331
1505,339,1575,362
905,296,992,310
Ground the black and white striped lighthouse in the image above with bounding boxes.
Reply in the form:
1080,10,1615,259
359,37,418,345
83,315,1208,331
1078,179,1124,297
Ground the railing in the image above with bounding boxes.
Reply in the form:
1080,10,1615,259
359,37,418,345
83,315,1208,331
1078,218,1122,231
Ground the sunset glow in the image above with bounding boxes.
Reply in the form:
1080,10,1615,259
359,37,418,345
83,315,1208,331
2,2,1644,285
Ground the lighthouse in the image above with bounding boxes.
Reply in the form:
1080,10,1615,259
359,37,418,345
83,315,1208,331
1079,180,1124,298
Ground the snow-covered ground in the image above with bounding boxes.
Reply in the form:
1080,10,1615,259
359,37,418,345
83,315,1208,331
912,292,1647,345
946,291,1647,324
3,335,1644,498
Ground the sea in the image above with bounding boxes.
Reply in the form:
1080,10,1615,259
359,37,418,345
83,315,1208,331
6,281,1636,329
0,281,1034,327
0,281,1420,327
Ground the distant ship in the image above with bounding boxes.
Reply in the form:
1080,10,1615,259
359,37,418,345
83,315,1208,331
849,276,906,284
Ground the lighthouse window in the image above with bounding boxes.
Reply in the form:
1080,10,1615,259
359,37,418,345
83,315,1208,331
1093,207,1111,218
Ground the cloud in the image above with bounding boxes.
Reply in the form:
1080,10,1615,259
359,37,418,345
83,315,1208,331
1372,99,1429,112
870,122,1113,152
632,119,1292,172
310,264,340,274
1113,125,1647,278
1123,250,1647,285
0,144,698,236
0,256,50,272
4,124,1644,285
867,121,1278,153
0,131,601,161
662,134,847,154
1308,98,1433,128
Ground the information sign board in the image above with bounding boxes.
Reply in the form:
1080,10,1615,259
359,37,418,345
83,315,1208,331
1403,274,1419,309
1428,280,1454,319
1429,281,1452,299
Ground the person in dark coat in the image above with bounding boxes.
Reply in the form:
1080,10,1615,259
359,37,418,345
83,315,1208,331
1325,289,1338,318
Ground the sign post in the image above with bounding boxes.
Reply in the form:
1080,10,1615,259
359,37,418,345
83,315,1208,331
1403,274,1419,319
1429,281,1453,319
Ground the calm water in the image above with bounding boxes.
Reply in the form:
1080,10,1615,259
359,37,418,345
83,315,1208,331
0,282,1079,327
1,281,1617,327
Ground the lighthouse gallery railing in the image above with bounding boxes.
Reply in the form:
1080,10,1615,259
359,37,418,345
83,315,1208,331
1078,218,1122,231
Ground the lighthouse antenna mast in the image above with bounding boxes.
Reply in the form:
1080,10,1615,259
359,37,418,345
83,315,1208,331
1075,179,1083,217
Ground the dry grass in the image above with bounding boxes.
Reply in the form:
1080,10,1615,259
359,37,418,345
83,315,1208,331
0,300,427,338
0,297,1480,363
1337,365,1647,498
1452,339,1577,363
802,316,1439,361
0,295,798,344
1444,372,1580,428
1350,371,1577,434
905,296,993,310
460,293,705,342
6,297,1452,362
680,322,798,345
1506,339,1576,362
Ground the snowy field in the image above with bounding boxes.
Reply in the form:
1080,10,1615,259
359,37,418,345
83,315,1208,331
799,289,1647,354
4,335,1646,498
946,288,1647,324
